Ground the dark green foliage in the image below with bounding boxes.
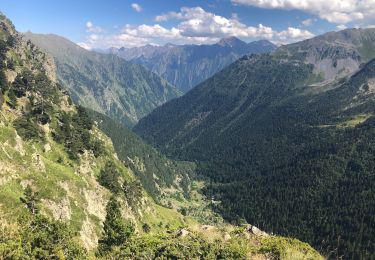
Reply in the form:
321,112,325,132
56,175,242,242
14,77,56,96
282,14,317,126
13,114,41,140
98,161,122,194
74,105,93,130
123,180,142,208
53,107,102,160
6,34,16,48
6,59,14,70
30,98,53,125
90,138,105,158
135,56,375,258
20,185,40,215
6,88,17,109
98,196,135,254
0,40,7,57
142,223,151,233
88,109,194,200
0,66,7,95
12,74,30,98
0,60,6,107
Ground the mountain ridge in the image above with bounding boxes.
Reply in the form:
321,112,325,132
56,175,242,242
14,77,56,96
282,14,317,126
106,37,277,92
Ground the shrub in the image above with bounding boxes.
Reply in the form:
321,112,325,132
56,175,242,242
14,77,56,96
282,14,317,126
13,115,41,140
98,161,122,193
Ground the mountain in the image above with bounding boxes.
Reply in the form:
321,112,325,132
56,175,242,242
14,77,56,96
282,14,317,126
86,110,193,204
134,29,375,258
274,28,375,83
24,32,181,127
108,37,277,92
0,13,322,259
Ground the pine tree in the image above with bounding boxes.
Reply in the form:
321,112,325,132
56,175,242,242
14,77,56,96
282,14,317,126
98,196,134,253
20,185,40,215
98,161,122,193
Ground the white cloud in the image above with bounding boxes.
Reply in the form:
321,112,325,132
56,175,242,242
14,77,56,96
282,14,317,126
276,27,315,44
155,11,182,22
231,0,375,25
79,6,314,49
337,24,347,30
86,21,103,33
131,3,143,12
301,18,314,27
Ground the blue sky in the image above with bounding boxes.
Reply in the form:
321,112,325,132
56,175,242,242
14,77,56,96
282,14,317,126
1,0,374,49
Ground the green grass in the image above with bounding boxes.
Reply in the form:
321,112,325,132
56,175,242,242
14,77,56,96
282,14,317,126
318,114,372,129
358,39,375,63
257,236,324,260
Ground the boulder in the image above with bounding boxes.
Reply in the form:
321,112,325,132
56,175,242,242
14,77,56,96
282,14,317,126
246,225,269,237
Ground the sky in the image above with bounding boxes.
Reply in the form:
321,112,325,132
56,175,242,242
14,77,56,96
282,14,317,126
1,0,375,49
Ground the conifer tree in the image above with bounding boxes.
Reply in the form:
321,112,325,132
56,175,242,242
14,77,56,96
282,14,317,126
98,196,134,253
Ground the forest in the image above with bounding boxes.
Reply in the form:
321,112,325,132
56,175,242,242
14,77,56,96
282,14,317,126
135,55,375,258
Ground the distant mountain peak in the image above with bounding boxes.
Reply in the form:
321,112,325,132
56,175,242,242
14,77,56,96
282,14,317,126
164,43,177,48
217,36,246,47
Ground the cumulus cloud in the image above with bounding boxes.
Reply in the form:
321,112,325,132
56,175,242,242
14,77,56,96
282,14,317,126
131,3,143,12
154,7,313,41
301,18,315,27
231,0,375,25
277,27,314,43
79,6,314,49
86,21,103,33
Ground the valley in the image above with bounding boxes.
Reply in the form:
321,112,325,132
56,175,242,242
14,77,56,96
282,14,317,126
0,12,323,260
1,1,375,259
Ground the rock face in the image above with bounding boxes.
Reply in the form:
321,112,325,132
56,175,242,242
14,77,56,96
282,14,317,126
177,228,189,237
274,28,375,84
109,38,276,93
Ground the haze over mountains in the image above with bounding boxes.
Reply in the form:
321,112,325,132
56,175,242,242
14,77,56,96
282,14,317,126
24,32,181,127
135,28,375,258
105,37,277,92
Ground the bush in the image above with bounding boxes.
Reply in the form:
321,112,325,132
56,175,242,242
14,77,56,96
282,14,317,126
0,186,87,259
98,161,122,193
123,180,142,208
13,115,41,140
6,89,17,109
142,223,151,233
98,196,135,254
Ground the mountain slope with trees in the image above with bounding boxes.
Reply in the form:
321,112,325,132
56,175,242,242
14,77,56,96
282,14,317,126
0,13,322,259
24,32,181,127
135,29,375,259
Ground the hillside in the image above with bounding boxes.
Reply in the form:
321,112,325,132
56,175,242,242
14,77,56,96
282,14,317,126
135,29,375,258
87,110,193,204
0,13,323,259
24,32,181,127
109,37,276,92
274,28,375,84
